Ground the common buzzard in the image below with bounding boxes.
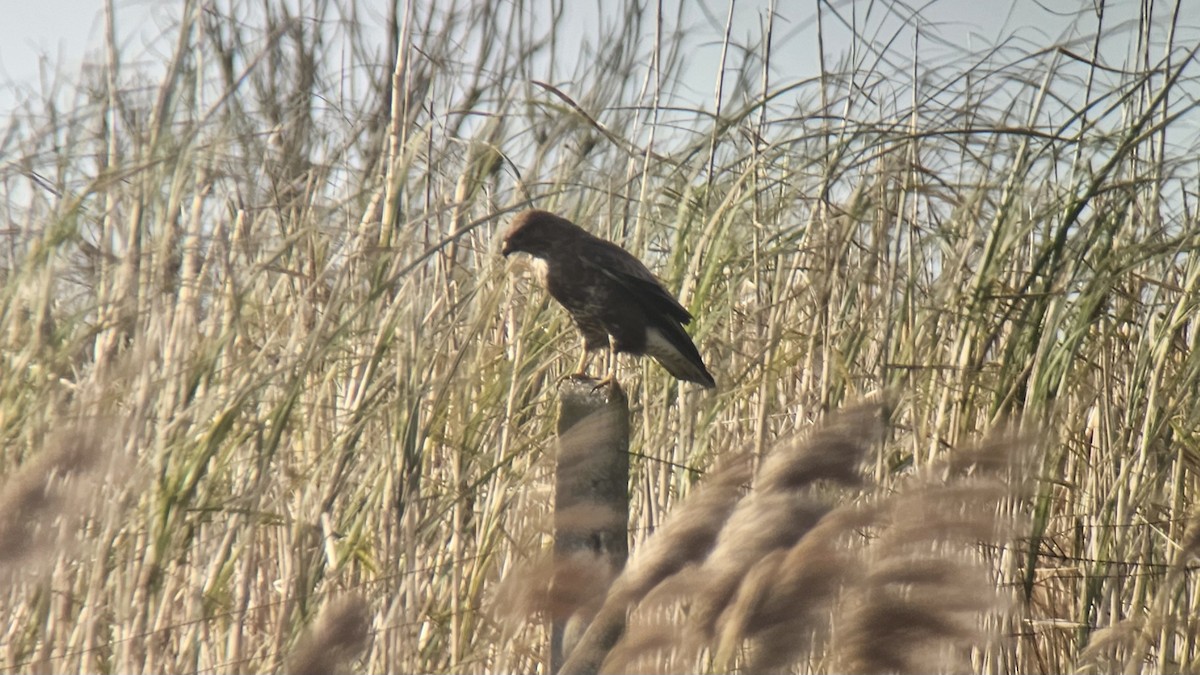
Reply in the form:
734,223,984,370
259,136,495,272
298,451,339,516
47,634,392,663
502,209,715,389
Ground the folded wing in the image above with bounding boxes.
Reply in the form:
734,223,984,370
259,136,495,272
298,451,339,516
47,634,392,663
579,238,694,324
579,236,715,388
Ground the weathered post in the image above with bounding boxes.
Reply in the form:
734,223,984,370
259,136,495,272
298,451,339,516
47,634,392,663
550,377,630,674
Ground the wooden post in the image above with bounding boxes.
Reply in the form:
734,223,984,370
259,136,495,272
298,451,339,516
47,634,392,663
550,377,630,674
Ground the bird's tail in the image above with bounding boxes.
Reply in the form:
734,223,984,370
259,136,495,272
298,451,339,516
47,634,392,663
645,324,716,388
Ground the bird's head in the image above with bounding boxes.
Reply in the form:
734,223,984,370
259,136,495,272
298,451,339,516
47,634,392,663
501,209,579,259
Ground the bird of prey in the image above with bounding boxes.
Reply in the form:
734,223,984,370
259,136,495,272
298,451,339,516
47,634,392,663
501,209,715,389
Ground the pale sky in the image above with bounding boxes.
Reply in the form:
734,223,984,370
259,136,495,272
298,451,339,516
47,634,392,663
0,2,1192,119
0,0,1078,112
0,0,161,114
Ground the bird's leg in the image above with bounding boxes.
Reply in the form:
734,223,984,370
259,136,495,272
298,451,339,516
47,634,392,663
592,343,619,391
571,338,594,378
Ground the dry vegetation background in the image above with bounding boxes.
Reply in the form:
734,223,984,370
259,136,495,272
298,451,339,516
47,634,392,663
2,0,1199,672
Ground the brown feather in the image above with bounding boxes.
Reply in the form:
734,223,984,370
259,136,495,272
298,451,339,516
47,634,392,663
502,209,715,388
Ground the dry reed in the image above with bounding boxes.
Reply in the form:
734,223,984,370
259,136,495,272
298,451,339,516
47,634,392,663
1,0,1198,672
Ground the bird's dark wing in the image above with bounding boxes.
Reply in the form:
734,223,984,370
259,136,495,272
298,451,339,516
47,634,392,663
578,237,694,325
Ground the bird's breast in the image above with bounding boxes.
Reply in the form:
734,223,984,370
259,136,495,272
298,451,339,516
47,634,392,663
528,257,551,287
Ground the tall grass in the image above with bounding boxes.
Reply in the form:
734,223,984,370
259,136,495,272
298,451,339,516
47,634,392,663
1,0,1198,672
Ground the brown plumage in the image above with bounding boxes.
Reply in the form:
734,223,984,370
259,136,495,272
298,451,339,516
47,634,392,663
502,209,715,388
